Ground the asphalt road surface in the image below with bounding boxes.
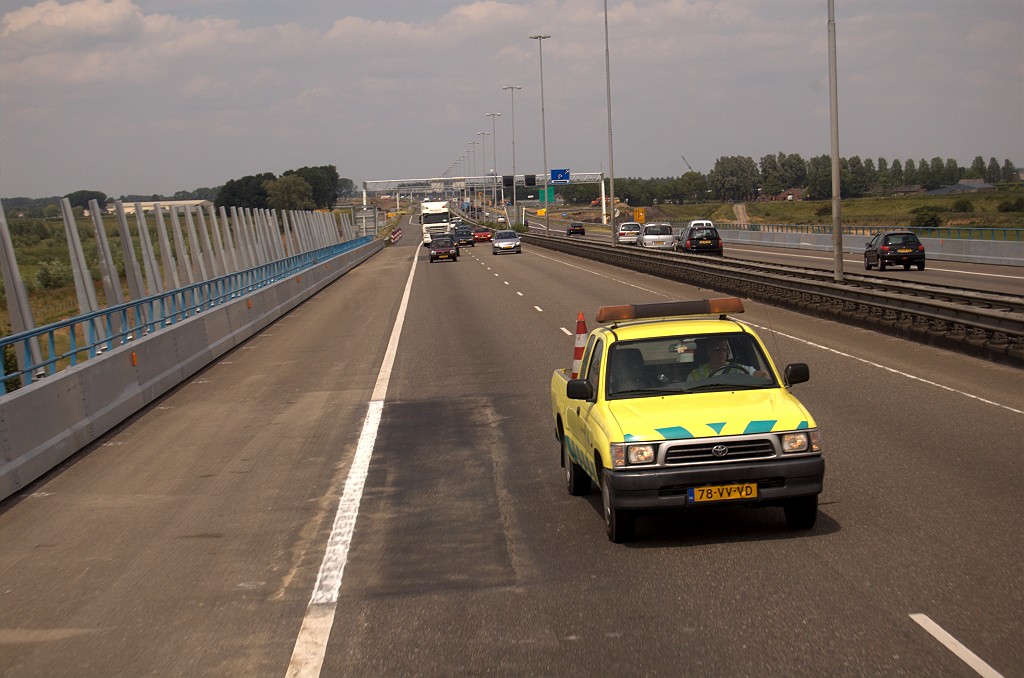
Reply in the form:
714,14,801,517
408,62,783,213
1,215,1021,677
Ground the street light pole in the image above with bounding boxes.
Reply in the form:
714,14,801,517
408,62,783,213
604,0,617,240
530,34,551,236
502,85,522,218
486,112,501,207
468,141,479,207
828,0,844,282
477,131,489,210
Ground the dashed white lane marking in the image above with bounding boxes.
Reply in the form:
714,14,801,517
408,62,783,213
534,306,543,312
286,248,418,678
560,327,572,336
910,614,1004,678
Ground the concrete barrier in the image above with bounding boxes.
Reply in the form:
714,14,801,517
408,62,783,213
0,239,384,501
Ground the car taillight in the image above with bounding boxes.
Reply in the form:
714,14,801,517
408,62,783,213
684,240,692,249
880,245,890,252
918,245,925,252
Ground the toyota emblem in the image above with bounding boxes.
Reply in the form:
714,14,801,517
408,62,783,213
711,445,729,457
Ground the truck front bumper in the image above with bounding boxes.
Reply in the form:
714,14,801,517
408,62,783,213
604,456,824,510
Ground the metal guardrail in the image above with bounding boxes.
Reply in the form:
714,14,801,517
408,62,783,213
522,234,1024,366
1,237,373,394
525,212,1023,241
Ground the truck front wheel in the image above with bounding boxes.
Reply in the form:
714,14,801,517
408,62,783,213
784,495,818,530
562,436,590,496
601,472,634,543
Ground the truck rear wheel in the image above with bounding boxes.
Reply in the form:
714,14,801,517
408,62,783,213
562,436,590,496
601,472,634,543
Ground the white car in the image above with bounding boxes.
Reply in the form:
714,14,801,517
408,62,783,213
639,223,675,249
616,222,642,245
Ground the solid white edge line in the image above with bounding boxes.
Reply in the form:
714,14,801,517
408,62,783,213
286,248,418,678
910,613,1004,678
739,319,1023,416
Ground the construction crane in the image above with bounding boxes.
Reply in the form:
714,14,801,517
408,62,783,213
680,155,693,172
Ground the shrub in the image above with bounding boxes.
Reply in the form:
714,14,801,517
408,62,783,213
814,203,831,217
36,259,73,289
997,196,1023,212
950,198,974,213
910,212,942,229
910,205,947,215
3,343,19,393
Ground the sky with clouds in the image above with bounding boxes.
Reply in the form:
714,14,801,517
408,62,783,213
1,0,1021,199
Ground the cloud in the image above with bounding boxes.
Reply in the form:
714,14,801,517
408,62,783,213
0,0,1021,198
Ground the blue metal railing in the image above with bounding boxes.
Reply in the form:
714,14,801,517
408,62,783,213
1,236,372,395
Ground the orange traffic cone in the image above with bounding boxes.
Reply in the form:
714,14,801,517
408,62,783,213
570,312,587,379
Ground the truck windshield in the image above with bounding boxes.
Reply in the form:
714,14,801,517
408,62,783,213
606,334,775,398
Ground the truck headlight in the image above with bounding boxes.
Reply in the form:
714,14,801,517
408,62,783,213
781,431,821,454
612,443,656,466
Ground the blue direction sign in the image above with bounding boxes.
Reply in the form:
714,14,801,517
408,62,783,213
551,168,570,184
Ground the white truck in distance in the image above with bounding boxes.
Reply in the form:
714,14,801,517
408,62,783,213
420,200,452,246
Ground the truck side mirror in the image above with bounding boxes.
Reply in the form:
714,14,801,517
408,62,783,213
566,379,594,401
784,363,810,386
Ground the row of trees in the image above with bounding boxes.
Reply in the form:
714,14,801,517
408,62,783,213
2,166,357,219
215,166,354,210
557,154,1019,205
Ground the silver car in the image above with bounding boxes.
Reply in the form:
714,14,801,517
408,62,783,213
639,222,675,249
492,229,522,255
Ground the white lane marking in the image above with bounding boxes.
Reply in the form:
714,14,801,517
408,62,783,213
560,327,572,336
534,306,543,312
740,319,1023,416
504,281,510,285
286,249,418,678
910,613,1004,678
538,250,1020,415
730,246,1023,280
517,292,523,296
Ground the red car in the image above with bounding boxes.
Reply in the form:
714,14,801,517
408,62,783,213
473,226,493,242
428,235,459,263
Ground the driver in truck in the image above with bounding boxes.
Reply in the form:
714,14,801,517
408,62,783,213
683,338,769,381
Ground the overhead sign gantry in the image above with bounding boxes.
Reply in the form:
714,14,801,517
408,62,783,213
363,171,608,225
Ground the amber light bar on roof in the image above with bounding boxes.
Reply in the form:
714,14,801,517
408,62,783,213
596,297,744,323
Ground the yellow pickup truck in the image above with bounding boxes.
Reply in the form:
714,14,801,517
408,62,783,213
550,298,824,542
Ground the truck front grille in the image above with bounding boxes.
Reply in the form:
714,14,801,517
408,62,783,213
664,438,776,464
